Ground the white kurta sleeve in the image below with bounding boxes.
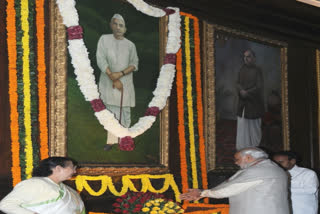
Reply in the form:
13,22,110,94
129,43,139,71
0,178,60,214
96,36,109,73
0,180,41,214
200,180,263,198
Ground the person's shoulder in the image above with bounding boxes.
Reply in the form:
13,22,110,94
123,38,136,46
13,177,48,191
296,165,318,175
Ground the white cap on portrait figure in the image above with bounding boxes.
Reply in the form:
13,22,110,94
111,14,125,25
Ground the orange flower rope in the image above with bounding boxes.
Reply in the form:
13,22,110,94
192,15,208,199
36,0,48,159
182,203,230,214
180,12,209,203
6,0,21,186
183,15,199,190
176,48,189,197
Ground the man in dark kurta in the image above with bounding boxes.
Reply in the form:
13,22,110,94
236,49,264,150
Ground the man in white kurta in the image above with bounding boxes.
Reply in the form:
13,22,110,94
96,14,139,149
0,177,85,214
273,151,319,214
180,147,290,214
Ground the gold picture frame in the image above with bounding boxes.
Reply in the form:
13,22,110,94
48,0,169,176
203,22,290,171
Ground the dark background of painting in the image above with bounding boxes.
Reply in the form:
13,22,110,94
67,0,161,164
214,33,282,168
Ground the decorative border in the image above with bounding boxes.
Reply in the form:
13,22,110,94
49,0,170,174
203,22,290,171
74,174,181,202
49,0,68,157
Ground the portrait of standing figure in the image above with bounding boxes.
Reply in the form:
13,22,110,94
66,0,163,165
96,14,139,151
236,49,264,150
205,28,288,170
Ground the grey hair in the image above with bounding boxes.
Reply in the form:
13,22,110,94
238,147,268,160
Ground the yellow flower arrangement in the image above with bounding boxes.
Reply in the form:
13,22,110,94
141,198,184,214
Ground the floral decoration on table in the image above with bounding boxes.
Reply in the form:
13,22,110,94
141,199,184,214
55,0,181,150
112,191,184,214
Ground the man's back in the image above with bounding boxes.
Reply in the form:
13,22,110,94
229,160,289,214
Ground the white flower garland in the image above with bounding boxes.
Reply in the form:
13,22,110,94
56,0,180,138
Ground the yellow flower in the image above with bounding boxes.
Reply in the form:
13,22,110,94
177,209,184,213
168,204,174,208
159,211,165,214
145,202,152,207
142,207,150,212
154,203,160,206
167,209,176,213
152,207,160,211
150,211,158,214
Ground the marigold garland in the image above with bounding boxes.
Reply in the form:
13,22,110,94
75,174,181,202
35,0,48,160
176,48,189,195
177,13,209,205
184,16,199,190
181,12,209,202
21,0,33,179
7,0,21,186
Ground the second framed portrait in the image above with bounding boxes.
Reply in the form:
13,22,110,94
49,0,169,175
203,22,289,171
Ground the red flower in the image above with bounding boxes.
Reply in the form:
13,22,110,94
123,210,129,214
135,204,143,208
121,194,128,199
112,203,121,207
128,198,136,203
119,137,135,151
123,203,130,208
144,106,160,116
113,208,122,213
133,207,141,212
116,198,123,203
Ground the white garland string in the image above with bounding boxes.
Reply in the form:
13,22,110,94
56,0,180,138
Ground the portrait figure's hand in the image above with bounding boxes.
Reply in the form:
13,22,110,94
179,189,203,201
108,72,122,81
112,79,123,91
240,89,248,98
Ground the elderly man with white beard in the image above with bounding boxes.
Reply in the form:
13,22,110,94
180,147,290,214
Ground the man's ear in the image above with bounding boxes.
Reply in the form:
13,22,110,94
245,155,252,162
53,165,63,173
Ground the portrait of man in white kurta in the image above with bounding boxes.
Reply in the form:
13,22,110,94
96,14,139,151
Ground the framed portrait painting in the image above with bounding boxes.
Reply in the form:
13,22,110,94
203,22,290,171
48,0,169,175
